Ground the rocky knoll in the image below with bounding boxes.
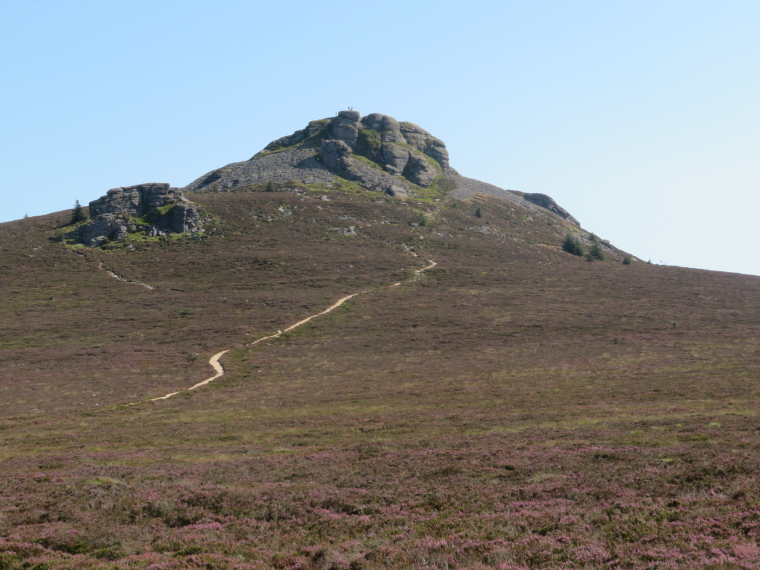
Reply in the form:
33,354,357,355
185,110,454,197
182,110,580,225
185,110,577,220
315,110,450,194
75,183,202,247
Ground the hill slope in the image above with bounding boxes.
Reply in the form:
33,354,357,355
1,119,759,568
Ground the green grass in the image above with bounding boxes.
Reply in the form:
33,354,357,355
152,203,176,216
351,153,385,171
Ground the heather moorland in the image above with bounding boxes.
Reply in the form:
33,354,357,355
1,183,759,569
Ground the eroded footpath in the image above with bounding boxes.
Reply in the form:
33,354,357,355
140,259,437,403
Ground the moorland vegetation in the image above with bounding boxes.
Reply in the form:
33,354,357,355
1,112,759,568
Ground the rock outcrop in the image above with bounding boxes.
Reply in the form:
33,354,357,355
317,139,412,197
75,183,202,247
522,193,580,226
185,110,454,197
181,109,582,226
318,111,447,190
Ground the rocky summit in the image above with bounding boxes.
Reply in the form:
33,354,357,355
185,110,455,198
182,109,577,226
74,111,580,247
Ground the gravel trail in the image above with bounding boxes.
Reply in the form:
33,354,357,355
141,259,437,403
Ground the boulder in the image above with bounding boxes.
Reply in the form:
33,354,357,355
403,152,438,187
388,185,410,198
398,122,430,148
319,139,353,172
399,123,450,169
422,138,449,169
330,115,359,146
361,113,405,143
361,113,388,130
381,143,410,175
337,110,361,121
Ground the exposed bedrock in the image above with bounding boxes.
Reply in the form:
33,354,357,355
75,183,202,247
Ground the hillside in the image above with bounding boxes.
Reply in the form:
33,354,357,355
1,114,759,568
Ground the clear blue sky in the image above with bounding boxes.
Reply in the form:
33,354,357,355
2,0,759,275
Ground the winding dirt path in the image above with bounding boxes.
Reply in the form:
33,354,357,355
417,259,438,273
249,292,366,347
98,262,156,290
70,250,157,290
141,259,437,403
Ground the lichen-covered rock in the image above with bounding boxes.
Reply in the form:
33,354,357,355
75,183,202,247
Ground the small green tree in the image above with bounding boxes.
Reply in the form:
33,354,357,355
70,200,87,224
587,234,605,261
265,181,276,192
622,255,632,265
562,233,585,256
475,208,482,218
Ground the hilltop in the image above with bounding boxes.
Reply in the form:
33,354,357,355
185,110,578,221
67,111,583,251
1,112,759,568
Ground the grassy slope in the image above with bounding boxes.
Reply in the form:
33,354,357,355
1,189,759,569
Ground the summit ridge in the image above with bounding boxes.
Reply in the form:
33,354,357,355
71,110,582,247
185,110,453,198
183,109,579,225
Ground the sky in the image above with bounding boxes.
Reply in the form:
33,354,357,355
1,0,759,275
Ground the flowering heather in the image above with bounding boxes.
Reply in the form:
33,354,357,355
1,190,759,567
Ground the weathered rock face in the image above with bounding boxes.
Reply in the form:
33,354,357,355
318,139,353,173
180,109,581,227
330,110,360,145
75,183,202,247
76,213,135,247
312,111,452,194
523,193,580,226
185,111,455,197
309,111,452,188
319,139,411,197
403,154,438,187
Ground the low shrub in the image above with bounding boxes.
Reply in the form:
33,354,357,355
562,233,584,256
587,234,605,261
